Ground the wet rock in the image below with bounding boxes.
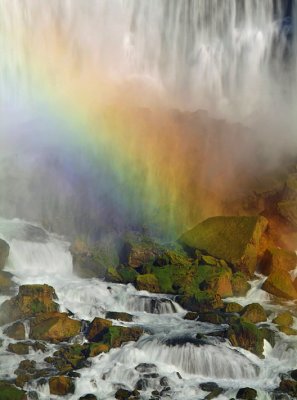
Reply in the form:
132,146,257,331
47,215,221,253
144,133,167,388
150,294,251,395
200,382,219,392
115,388,133,399
160,377,169,386
79,395,97,400
227,319,265,357
290,369,297,380
231,272,251,296
29,312,81,343
105,311,133,322
135,363,157,373
49,376,75,396
272,311,294,327
279,380,297,397
198,312,225,325
199,267,233,298
224,302,243,313
183,312,198,320
86,318,112,342
0,284,59,325
4,322,25,340
236,387,257,399
135,378,148,391
102,326,143,348
262,270,297,300
135,274,160,293
88,343,109,357
178,293,224,313
0,239,9,269
120,234,162,269
71,237,119,279
0,381,27,400
179,216,268,275
259,247,297,276
204,387,224,400
239,303,267,324
0,271,14,295
7,343,29,355
278,326,297,335
105,267,123,283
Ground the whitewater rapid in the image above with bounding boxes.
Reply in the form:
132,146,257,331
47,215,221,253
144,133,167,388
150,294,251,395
0,219,297,399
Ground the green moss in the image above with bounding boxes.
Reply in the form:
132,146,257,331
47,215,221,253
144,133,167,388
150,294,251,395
30,299,48,314
118,267,139,284
102,326,121,347
0,382,27,400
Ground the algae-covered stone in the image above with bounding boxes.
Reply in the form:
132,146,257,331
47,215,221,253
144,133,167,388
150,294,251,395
7,343,29,355
272,311,294,327
120,234,162,268
227,319,265,357
199,267,233,298
240,303,267,324
0,239,9,270
231,272,251,296
178,293,224,313
135,274,160,293
89,343,109,357
0,284,59,325
101,326,143,348
0,381,27,400
86,318,112,342
49,376,75,396
259,247,297,276
278,326,297,335
262,270,297,300
29,312,81,343
179,216,268,275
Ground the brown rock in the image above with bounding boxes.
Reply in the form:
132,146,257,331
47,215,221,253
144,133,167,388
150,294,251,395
49,376,75,396
135,274,160,293
4,322,25,340
272,311,294,327
259,247,297,276
86,318,112,342
262,270,297,300
240,303,267,324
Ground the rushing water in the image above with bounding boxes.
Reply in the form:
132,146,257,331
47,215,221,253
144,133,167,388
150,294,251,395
0,219,297,399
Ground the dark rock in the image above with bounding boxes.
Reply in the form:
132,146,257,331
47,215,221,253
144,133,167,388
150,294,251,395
291,369,297,380
86,318,112,342
204,388,224,400
198,313,225,325
200,382,219,392
227,319,265,357
236,387,257,399
4,322,25,340
279,379,297,396
79,395,97,400
183,312,198,320
135,363,157,373
105,312,133,322
7,343,29,355
160,377,169,386
115,388,132,399
135,379,148,391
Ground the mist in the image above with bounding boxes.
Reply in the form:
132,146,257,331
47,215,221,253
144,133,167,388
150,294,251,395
1,0,297,240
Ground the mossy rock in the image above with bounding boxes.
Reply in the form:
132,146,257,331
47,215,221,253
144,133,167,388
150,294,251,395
154,248,192,267
117,266,139,284
199,267,233,298
101,326,143,348
179,216,268,275
135,274,160,293
89,343,110,357
0,381,27,400
272,311,294,327
105,312,133,322
259,247,297,275
262,270,297,300
178,293,224,313
224,302,243,313
278,326,297,335
51,344,89,371
183,312,198,320
105,267,122,283
29,312,81,343
0,284,59,325
231,272,251,296
4,322,25,340
240,303,267,324
0,239,9,270
86,318,112,342
227,319,265,357
198,312,225,325
49,376,75,396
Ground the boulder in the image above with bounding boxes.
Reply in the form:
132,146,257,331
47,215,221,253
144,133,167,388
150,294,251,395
4,322,25,340
88,343,109,357
119,234,162,268
105,312,133,322
231,273,251,296
224,302,243,313
86,318,112,342
71,237,119,279
258,247,297,276
272,311,294,327
29,312,81,343
278,326,297,335
227,319,266,357
0,239,9,269
178,293,224,313
49,376,75,396
79,395,97,400
7,343,29,355
262,270,297,300
0,271,14,294
236,387,257,399
0,284,59,325
279,379,297,397
179,216,268,275
239,303,267,324
102,326,143,348
199,267,233,298
135,274,160,293
0,381,27,400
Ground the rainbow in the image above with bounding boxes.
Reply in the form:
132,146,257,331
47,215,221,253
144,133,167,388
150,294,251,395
0,22,252,237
